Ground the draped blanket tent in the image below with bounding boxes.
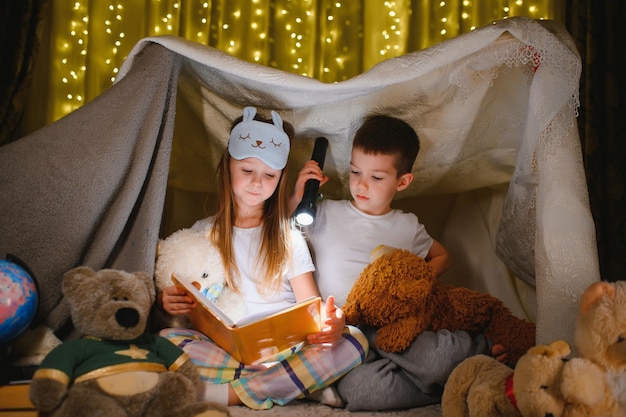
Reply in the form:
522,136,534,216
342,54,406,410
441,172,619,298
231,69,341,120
0,16,598,365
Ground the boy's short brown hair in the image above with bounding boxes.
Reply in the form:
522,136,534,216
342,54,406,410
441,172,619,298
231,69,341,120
352,115,420,176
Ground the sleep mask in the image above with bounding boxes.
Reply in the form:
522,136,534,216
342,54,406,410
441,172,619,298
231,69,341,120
228,107,290,170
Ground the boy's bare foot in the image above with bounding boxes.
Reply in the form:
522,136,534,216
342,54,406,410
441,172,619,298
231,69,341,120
491,344,508,363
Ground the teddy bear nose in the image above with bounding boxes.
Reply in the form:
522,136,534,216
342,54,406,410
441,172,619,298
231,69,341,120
115,307,140,328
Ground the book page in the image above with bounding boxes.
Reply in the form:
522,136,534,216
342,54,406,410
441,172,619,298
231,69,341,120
235,296,320,327
173,275,320,327
171,275,234,327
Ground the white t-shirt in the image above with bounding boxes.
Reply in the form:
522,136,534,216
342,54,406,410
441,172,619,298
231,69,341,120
191,217,315,317
305,199,433,307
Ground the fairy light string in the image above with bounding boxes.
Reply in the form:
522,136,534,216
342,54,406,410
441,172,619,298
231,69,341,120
50,0,555,122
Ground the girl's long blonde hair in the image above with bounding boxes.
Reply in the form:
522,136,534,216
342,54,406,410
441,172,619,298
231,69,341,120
210,113,294,295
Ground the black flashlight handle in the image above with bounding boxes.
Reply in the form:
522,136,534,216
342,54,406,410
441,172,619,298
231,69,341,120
302,137,329,201
310,137,329,170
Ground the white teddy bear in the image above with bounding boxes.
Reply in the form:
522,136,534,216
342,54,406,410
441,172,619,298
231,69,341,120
154,228,246,327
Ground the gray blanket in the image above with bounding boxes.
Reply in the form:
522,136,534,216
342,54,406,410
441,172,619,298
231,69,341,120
0,44,181,334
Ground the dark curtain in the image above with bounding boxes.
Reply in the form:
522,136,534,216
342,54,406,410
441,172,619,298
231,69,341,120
565,0,626,283
0,0,49,146
1,0,624,282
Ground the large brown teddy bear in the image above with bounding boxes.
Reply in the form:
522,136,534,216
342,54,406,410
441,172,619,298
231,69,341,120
342,246,536,364
29,266,229,417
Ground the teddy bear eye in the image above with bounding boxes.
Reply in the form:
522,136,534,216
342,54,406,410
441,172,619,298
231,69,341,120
202,273,209,278
540,385,548,390
618,335,625,343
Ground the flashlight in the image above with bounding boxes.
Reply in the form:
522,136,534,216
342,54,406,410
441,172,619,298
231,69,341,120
293,137,329,226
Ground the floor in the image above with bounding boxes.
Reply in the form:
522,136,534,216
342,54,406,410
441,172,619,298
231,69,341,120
0,383,443,417
1,366,444,417
229,402,442,416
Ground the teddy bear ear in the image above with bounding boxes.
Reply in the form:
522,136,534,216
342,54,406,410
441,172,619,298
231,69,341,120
579,282,616,314
548,340,571,358
370,245,399,262
527,340,571,358
135,271,156,304
550,340,572,358
62,266,95,298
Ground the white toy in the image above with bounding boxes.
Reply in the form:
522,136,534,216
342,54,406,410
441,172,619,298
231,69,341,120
154,228,246,326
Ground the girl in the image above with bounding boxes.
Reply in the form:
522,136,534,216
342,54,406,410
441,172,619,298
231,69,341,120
158,107,368,409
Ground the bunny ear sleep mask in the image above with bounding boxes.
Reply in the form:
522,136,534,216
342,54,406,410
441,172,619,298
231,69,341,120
228,106,290,170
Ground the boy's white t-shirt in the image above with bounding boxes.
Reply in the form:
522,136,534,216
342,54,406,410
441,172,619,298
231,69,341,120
305,199,433,307
191,217,315,317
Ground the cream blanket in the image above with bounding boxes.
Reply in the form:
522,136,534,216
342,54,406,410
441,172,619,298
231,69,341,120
0,17,598,348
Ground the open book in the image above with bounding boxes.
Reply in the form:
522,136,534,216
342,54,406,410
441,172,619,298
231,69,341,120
172,275,322,364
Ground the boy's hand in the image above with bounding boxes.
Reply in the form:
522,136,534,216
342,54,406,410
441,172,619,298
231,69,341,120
159,285,196,316
308,295,345,345
289,160,329,214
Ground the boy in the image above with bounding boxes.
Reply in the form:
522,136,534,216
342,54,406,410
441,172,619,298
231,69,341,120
290,114,502,411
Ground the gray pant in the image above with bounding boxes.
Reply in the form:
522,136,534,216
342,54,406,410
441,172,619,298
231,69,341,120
337,326,489,411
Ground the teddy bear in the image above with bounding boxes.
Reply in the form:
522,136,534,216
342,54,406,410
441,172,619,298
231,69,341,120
560,355,613,417
561,280,626,417
154,227,246,327
442,339,604,417
28,266,230,417
342,245,536,363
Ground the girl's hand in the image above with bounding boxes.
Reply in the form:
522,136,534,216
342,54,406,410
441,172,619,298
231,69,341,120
288,160,329,214
308,295,345,345
159,284,197,316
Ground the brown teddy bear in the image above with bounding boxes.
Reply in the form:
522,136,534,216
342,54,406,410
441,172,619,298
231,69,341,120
342,245,536,363
560,356,612,417
562,281,626,417
441,340,574,417
29,266,230,417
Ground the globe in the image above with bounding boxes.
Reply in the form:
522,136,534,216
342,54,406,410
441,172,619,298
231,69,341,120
0,258,38,345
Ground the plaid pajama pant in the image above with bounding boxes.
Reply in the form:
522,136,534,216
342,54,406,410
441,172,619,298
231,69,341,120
160,326,368,409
